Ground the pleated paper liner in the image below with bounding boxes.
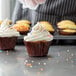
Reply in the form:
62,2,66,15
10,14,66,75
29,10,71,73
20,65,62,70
58,30,76,35
24,41,52,57
0,37,17,50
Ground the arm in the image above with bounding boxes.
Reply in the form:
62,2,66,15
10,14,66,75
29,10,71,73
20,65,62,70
12,0,22,24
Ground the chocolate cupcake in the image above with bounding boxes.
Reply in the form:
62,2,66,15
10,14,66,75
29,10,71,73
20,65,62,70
24,22,53,57
0,19,20,50
0,37,17,50
24,41,51,56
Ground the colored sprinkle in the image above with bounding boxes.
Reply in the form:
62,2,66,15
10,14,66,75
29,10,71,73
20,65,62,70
40,68,44,71
0,50,3,52
26,63,32,67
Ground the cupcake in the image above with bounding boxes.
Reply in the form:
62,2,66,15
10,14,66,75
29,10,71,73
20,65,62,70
39,21,55,33
12,23,30,35
0,19,20,50
16,20,31,25
24,22,53,57
57,20,76,35
12,20,31,35
59,29,76,35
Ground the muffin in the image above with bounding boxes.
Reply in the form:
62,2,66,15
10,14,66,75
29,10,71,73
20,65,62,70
57,20,76,35
24,22,53,57
0,19,20,50
16,20,31,25
39,21,55,33
12,23,30,35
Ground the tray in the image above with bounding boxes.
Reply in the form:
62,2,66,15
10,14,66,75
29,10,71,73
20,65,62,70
18,34,76,40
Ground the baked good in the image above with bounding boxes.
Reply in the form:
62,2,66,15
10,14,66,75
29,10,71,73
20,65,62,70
57,20,75,27
16,20,31,24
59,29,76,35
0,19,20,50
39,21,55,33
12,23,30,35
57,20,76,35
58,24,76,30
24,22,53,56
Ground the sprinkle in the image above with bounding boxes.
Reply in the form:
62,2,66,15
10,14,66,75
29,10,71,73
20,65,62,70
0,50,3,52
48,58,51,60
67,50,70,52
31,60,34,63
16,57,24,60
25,60,28,63
40,68,44,71
38,63,41,65
6,50,9,55
43,63,46,65
48,35,51,37
30,66,33,68
26,63,32,67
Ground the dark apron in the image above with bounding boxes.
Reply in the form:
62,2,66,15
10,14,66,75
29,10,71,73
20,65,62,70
12,0,76,25
12,0,76,44
21,0,76,25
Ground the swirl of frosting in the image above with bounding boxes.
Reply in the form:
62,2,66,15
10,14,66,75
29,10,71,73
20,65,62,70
0,19,20,37
24,22,53,41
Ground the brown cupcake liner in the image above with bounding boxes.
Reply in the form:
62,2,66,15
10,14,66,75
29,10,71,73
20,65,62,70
58,30,76,35
0,37,17,50
49,31,55,35
19,31,29,35
24,41,51,57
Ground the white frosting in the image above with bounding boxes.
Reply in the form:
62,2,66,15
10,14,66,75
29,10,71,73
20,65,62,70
24,22,53,41
0,19,20,37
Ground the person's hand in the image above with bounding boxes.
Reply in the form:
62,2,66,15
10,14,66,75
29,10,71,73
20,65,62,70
19,0,46,10
24,0,46,5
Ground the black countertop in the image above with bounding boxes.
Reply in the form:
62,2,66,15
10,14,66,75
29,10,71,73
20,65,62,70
0,45,76,76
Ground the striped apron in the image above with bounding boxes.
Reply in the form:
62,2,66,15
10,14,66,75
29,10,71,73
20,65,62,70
12,0,76,25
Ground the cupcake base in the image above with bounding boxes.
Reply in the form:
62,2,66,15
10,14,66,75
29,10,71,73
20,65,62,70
24,41,51,57
59,30,76,35
0,37,17,50
19,31,29,35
